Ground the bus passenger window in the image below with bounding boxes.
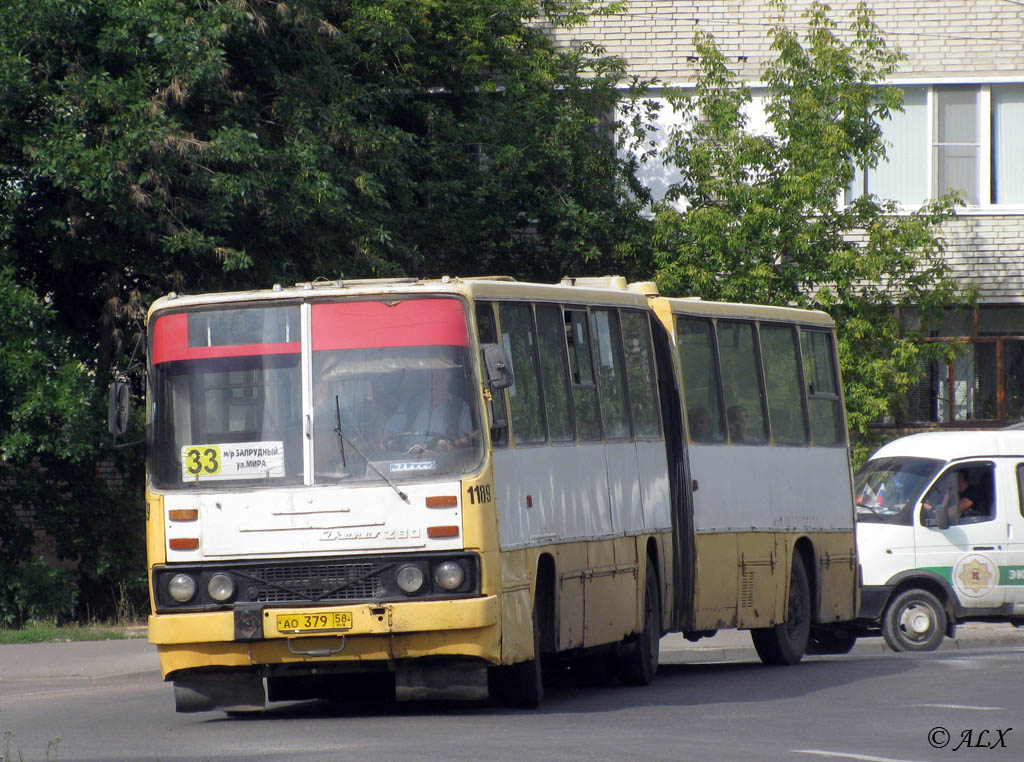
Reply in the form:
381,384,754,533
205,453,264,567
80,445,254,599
800,329,845,446
499,303,546,445
476,302,508,447
536,305,575,442
565,309,602,441
717,321,768,444
676,317,725,443
593,309,631,440
621,311,661,438
760,324,809,445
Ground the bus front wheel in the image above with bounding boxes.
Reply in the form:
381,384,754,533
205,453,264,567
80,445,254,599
751,555,810,666
490,595,544,708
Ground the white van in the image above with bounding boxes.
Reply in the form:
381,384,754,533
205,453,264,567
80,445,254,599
854,430,1024,651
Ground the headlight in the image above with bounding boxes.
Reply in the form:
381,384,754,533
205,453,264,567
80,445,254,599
396,564,426,594
168,573,197,603
207,573,236,602
433,561,465,591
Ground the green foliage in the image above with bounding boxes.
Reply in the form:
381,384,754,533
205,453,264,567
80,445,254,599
652,1,966,446
0,0,657,379
0,268,147,624
0,559,77,628
0,1,656,622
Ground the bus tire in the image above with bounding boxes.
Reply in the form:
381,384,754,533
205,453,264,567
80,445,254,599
617,557,661,686
806,627,857,655
751,554,810,666
882,588,946,652
491,594,544,708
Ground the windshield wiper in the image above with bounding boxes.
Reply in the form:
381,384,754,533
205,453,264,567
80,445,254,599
333,395,408,503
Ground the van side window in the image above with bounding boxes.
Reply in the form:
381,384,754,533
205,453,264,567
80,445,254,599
921,464,996,527
1018,463,1024,519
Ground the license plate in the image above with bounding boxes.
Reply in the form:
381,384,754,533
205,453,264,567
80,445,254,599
276,611,353,634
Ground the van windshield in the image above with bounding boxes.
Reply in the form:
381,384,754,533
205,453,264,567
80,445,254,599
854,456,944,525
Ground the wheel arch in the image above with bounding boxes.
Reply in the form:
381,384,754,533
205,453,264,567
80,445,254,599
534,552,557,655
643,536,664,634
791,536,817,622
884,570,956,620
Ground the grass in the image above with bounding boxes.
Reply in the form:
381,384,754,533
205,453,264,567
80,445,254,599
0,620,146,645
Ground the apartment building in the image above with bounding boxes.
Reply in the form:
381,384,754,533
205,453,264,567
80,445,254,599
550,1,1024,429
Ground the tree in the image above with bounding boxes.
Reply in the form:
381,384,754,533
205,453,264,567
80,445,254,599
0,268,144,625
0,0,657,386
0,0,657,621
651,1,965,461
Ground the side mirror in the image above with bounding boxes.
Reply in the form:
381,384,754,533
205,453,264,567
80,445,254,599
482,343,514,390
108,380,131,437
920,505,948,530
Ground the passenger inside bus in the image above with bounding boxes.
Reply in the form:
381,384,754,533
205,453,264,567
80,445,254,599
688,406,714,442
727,404,747,443
382,369,474,454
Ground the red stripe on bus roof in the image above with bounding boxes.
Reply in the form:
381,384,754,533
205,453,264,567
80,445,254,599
312,298,468,350
151,313,300,365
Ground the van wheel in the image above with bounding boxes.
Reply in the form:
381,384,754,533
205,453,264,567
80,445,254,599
617,557,661,685
882,589,946,652
751,555,810,665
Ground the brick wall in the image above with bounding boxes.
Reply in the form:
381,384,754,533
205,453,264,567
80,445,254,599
547,1,1024,83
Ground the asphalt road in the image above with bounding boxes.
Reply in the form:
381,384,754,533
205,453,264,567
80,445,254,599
1,625,1022,762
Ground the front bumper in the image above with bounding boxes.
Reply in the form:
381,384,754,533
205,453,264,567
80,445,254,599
150,594,500,678
856,584,893,621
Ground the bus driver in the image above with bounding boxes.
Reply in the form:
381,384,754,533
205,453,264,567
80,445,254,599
382,369,473,454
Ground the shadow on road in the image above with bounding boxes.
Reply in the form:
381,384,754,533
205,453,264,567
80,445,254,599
205,652,918,722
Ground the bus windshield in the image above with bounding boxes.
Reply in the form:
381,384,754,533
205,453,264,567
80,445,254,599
150,297,482,489
854,456,943,525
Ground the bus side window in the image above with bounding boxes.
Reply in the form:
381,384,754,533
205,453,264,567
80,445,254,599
800,329,845,446
499,302,547,445
621,310,661,438
476,301,508,447
717,320,768,444
535,304,575,442
676,317,726,443
565,309,602,441
760,324,809,445
592,308,631,441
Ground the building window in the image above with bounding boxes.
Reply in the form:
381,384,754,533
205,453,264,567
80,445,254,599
900,307,1024,425
994,84,1024,204
934,87,979,204
848,83,1024,208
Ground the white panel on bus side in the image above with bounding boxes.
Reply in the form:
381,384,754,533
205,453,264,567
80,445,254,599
636,439,672,530
687,444,854,534
493,441,668,551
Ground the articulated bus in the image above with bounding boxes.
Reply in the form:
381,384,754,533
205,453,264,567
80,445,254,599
121,275,857,713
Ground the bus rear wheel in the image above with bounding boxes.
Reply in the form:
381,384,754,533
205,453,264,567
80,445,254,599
751,555,810,666
617,557,661,685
